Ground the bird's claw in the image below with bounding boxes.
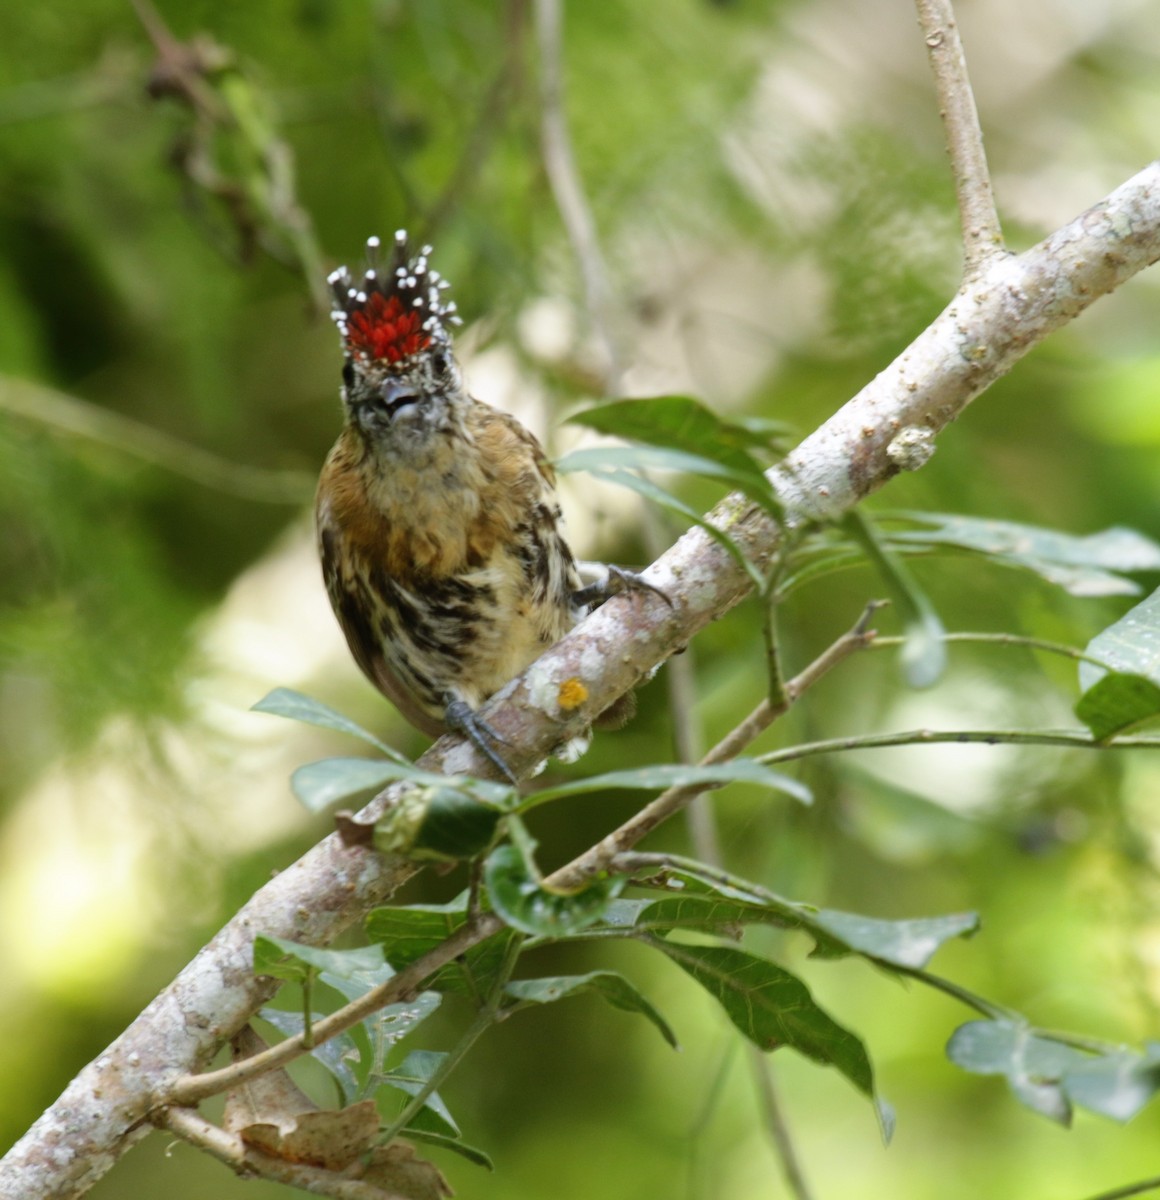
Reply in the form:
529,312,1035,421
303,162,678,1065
444,698,517,784
573,564,673,611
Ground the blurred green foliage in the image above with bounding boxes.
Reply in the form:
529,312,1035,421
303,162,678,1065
3,0,1160,1198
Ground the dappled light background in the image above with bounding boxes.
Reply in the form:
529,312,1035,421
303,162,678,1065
3,1,1160,1197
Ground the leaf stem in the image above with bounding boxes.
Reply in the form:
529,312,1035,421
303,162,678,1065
755,727,1160,768
378,934,524,1145
749,1051,816,1200
871,630,1113,670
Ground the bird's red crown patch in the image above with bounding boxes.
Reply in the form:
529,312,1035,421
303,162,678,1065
328,231,460,366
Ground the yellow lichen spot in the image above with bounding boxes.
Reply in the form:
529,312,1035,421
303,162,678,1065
557,678,589,711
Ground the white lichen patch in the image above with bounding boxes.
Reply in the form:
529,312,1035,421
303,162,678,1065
553,733,592,764
525,657,563,714
887,425,937,471
578,643,606,681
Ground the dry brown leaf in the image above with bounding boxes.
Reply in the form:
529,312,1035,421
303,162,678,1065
222,1024,453,1197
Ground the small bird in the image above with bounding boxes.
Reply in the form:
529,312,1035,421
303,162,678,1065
316,232,660,779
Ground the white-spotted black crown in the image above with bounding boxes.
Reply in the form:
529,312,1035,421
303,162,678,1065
327,231,462,366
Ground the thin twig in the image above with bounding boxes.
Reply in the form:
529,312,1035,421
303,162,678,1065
534,11,813,1183
756,727,1160,768
871,630,1111,669
0,377,314,503
377,933,522,1145
1074,1178,1160,1200
156,1106,408,1200
170,914,502,1106
749,1055,816,1200
914,0,1005,274
534,0,620,379
421,0,530,240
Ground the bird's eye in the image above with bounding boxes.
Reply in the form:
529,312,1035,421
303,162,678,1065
342,360,356,388
429,348,450,376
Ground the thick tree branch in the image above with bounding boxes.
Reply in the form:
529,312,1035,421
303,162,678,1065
3,163,1160,1200
915,0,1005,273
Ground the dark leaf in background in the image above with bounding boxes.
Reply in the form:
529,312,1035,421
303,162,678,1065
655,939,894,1139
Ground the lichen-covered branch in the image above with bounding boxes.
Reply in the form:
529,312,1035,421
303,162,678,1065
3,162,1159,1200
428,161,1160,780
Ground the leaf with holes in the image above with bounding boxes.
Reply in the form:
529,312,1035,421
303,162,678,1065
259,1008,362,1104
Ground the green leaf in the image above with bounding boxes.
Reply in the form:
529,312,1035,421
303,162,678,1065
1078,588,1160,737
1062,1046,1160,1123
946,1020,1089,1125
1075,672,1160,740
807,909,980,969
950,1021,1160,1124
291,758,513,815
252,688,404,760
365,899,519,1000
888,514,1160,597
579,466,767,589
318,958,396,1004
1081,587,1160,688
656,940,892,1138
401,1128,494,1170
375,785,506,862
252,940,444,1105
290,757,434,812
845,510,946,688
556,444,781,520
382,1050,460,1137
484,844,623,936
568,396,786,456
253,935,387,985
505,971,678,1048
521,759,811,809
619,863,977,970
